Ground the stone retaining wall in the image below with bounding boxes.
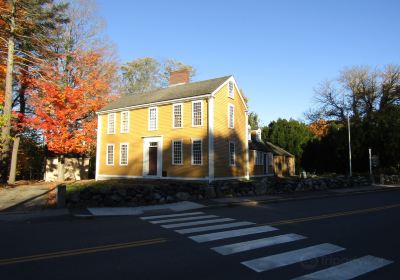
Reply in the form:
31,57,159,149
380,174,400,185
66,175,372,207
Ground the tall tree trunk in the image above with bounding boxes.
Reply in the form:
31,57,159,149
7,136,19,185
1,0,16,182
57,154,65,182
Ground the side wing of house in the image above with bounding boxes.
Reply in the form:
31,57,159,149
212,77,248,179
96,99,209,180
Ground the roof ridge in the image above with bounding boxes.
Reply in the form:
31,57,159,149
98,75,231,112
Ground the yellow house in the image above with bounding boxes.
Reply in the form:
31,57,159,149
96,70,250,182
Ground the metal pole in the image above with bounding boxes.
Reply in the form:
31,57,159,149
369,148,372,176
347,115,352,177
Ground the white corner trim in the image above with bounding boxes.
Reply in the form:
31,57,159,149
119,143,129,166
208,96,215,182
172,103,184,128
245,112,249,179
95,115,102,180
191,100,204,127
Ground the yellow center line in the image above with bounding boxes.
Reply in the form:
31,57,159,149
259,203,400,227
0,238,167,266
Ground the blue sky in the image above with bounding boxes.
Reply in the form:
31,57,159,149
97,0,400,124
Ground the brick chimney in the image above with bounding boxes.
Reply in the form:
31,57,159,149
169,68,190,86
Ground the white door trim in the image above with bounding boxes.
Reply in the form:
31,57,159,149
143,136,163,177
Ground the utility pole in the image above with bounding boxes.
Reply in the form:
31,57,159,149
347,115,352,177
368,148,372,176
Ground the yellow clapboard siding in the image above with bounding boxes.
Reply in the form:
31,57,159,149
98,99,208,178
213,83,247,178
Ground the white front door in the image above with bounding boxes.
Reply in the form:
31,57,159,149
143,137,163,177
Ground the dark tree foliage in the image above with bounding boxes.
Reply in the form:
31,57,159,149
264,118,313,171
304,64,400,174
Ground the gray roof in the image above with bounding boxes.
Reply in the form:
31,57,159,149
98,75,231,112
249,140,294,157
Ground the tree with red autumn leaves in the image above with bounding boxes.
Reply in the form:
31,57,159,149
28,50,117,180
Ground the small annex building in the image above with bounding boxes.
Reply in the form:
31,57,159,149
248,128,295,177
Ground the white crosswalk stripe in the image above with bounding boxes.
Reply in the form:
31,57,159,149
176,221,255,234
140,212,392,279
211,233,306,255
293,255,393,280
241,243,345,272
140,211,204,220
189,225,278,243
161,218,235,229
149,215,218,224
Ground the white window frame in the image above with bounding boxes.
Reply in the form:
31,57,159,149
172,139,183,165
191,100,203,127
107,113,116,134
106,144,114,166
191,138,203,165
119,143,129,166
172,103,183,128
255,151,264,166
228,81,235,99
228,103,234,129
229,141,236,166
148,107,158,131
120,111,129,133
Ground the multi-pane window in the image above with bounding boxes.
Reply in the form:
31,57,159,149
255,151,263,165
192,101,202,126
192,139,202,165
120,143,128,165
106,144,114,165
120,111,129,133
148,107,157,130
107,113,116,134
173,103,183,128
172,140,183,165
228,104,234,128
228,81,234,98
229,142,236,166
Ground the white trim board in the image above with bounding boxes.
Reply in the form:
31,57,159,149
95,115,101,180
208,96,215,183
210,76,248,111
142,136,163,177
97,94,211,115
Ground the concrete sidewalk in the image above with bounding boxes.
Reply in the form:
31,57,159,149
0,184,55,212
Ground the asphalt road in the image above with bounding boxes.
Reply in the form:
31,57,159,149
1,190,400,279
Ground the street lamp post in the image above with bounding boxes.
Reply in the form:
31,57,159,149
347,114,352,177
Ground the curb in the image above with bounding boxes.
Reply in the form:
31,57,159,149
203,186,400,209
